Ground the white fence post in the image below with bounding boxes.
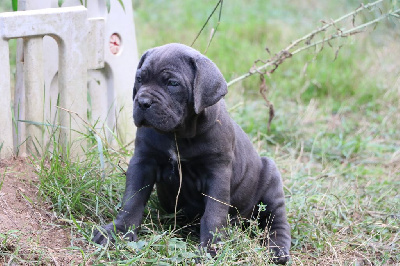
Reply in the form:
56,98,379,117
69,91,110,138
57,9,89,155
23,37,45,155
0,7,104,159
14,0,49,156
99,0,138,146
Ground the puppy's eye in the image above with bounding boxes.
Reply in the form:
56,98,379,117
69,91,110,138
167,80,179,87
136,76,142,83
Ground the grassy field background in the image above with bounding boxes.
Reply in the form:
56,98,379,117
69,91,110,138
1,0,399,264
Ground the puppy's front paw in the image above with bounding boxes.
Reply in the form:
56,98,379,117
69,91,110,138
92,223,118,245
269,246,290,265
92,223,136,245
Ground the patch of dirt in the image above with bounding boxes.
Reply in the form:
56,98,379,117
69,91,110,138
0,158,86,264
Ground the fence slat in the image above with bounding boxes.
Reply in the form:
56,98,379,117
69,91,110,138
0,40,13,159
24,37,45,155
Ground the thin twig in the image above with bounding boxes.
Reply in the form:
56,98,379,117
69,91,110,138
291,10,399,56
201,193,234,208
173,133,183,231
191,0,223,47
204,0,223,54
286,0,384,52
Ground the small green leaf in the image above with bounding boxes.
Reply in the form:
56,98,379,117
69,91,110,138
117,0,125,12
18,190,33,204
58,0,64,7
106,0,111,13
12,0,18,11
18,119,57,128
94,134,105,180
0,171,5,191
127,240,147,251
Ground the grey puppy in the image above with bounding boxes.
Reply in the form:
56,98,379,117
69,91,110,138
92,43,291,264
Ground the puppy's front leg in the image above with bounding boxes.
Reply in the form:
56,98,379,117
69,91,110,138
92,156,157,244
200,166,232,253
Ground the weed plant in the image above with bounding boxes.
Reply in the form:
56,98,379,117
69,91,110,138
0,0,399,264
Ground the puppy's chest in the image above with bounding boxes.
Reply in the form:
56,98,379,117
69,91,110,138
168,147,182,164
166,140,198,164
158,146,208,188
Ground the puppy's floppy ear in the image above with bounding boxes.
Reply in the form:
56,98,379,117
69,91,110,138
137,48,154,69
192,55,228,114
133,48,154,99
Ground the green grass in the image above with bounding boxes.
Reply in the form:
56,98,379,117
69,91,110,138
1,0,399,264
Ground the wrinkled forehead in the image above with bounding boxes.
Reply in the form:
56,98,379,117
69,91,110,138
140,45,198,79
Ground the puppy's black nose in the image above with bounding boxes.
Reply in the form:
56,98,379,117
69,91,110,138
138,96,152,109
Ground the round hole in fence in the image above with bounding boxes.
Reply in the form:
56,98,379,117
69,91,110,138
109,33,122,55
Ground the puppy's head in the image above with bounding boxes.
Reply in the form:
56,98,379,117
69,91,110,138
132,43,227,134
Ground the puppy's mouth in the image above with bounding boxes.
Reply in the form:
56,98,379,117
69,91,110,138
133,101,182,132
134,117,151,128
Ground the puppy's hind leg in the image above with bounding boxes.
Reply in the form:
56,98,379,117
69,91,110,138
258,157,291,265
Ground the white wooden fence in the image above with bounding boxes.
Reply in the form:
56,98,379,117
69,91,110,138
0,0,138,159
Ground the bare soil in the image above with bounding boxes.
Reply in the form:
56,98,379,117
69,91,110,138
0,158,86,265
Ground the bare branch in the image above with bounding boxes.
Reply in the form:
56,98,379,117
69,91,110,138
227,0,399,87
204,0,223,54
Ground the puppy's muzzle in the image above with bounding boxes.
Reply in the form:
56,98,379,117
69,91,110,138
137,95,153,110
